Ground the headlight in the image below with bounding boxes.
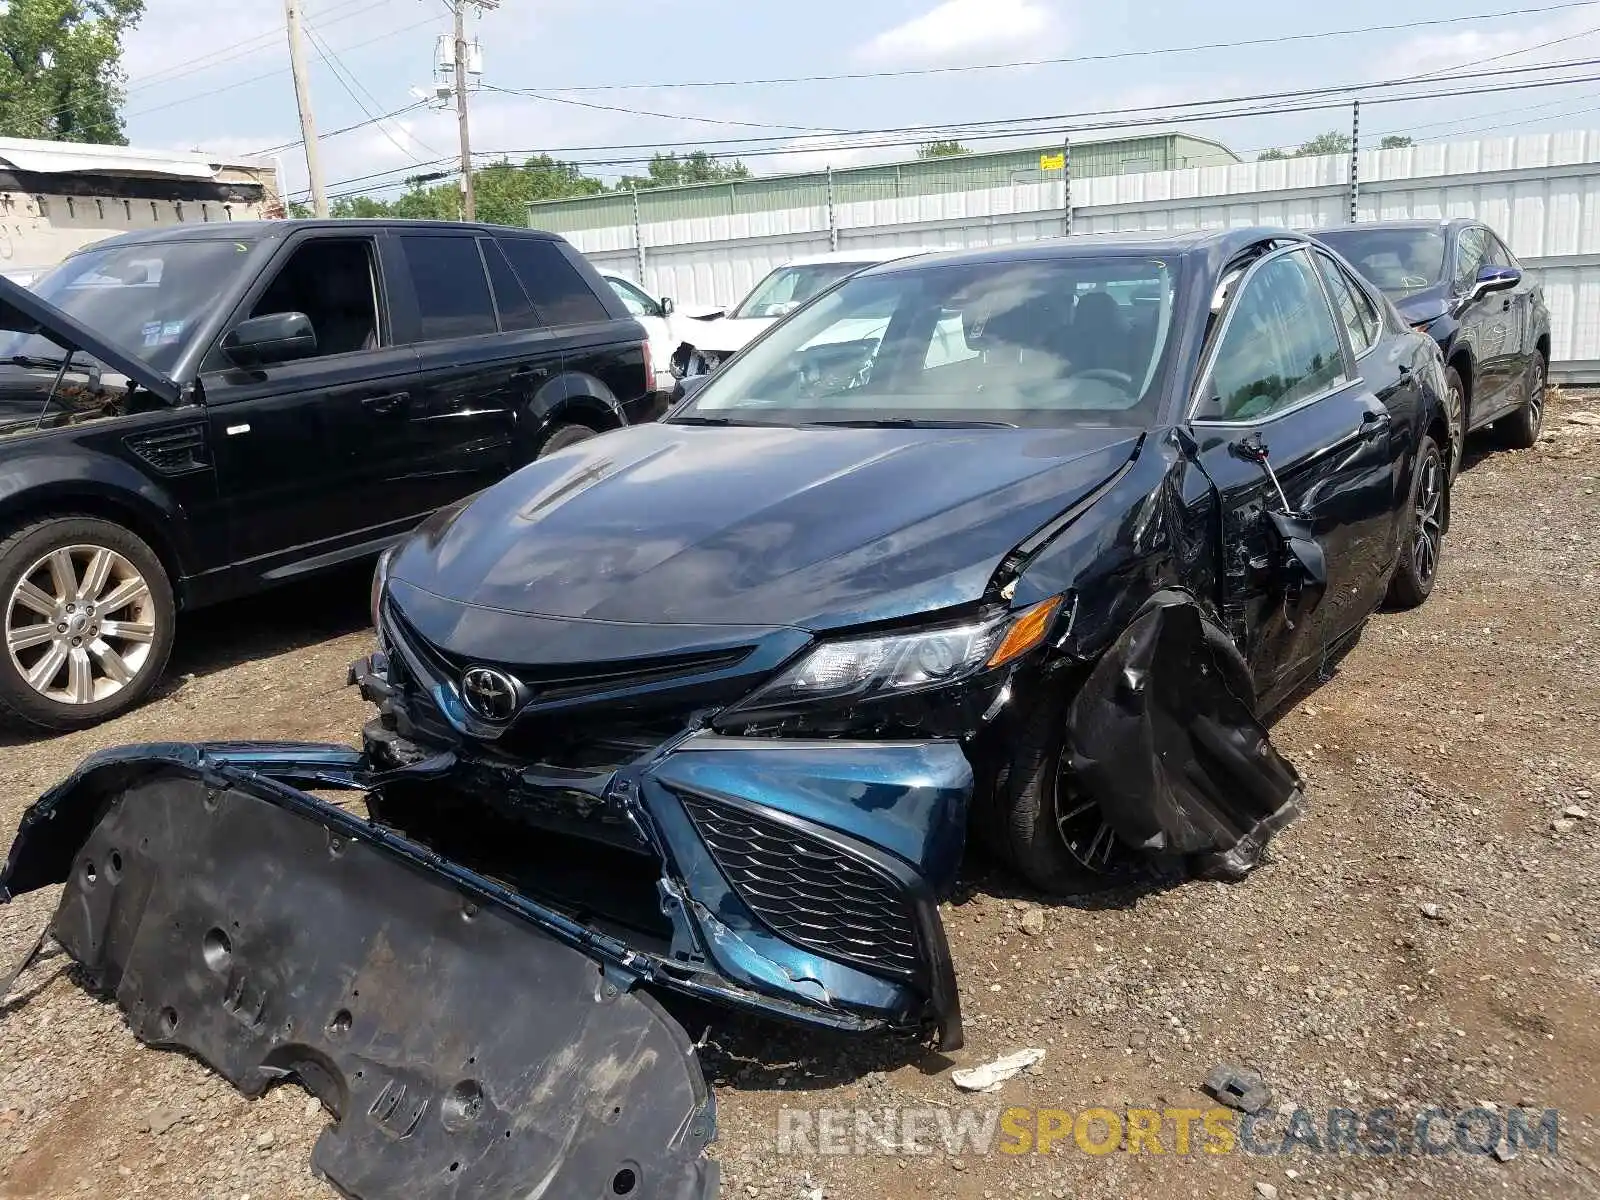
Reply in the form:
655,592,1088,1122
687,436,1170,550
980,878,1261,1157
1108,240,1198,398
370,547,393,632
735,596,1062,713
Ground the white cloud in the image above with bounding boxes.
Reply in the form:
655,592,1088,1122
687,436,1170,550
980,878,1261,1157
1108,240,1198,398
859,0,1060,65
1372,8,1600,81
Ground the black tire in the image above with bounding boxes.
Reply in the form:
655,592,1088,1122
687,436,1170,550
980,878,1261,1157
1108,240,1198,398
0,515,175,730
981,687,1137,895
1385,434,1446,610
1442,364,1467,480
536,422,599,458
1500,351,1547,450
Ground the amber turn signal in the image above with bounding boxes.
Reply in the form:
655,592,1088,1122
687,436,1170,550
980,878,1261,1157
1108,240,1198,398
987,596,1063,669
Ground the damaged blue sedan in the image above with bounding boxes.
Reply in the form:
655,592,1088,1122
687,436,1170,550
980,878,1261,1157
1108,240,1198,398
2,228,1453,1200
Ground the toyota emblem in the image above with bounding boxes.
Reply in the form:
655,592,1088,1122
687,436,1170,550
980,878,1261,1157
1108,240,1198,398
460,666,520,722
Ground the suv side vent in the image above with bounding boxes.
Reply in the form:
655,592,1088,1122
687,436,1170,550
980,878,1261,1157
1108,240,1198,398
126,424,209,475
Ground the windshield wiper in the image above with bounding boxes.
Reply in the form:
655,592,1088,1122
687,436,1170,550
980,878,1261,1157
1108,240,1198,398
666,415,736,426
6,354,71,370
806,417,1017,429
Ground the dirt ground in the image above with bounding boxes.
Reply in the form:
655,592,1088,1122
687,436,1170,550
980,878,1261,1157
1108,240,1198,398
2,394,1598,1200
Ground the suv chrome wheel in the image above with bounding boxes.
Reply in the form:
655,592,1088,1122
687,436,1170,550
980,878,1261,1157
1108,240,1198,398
6,544,157,705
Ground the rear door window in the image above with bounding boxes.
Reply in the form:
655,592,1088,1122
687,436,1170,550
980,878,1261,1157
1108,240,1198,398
478,238,540,332
1313,251,1381,356
497,237,610,326
399,234,498,340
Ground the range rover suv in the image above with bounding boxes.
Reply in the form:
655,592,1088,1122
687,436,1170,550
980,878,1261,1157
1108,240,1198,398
0,219,657,730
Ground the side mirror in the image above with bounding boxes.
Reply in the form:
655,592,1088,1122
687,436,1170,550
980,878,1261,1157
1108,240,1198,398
1469,264,1521,302
659,296,675,316
221,311,317,365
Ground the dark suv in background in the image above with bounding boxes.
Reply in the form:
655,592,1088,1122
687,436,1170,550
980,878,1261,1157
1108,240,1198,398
1315,219,1551,474
0,220,657,730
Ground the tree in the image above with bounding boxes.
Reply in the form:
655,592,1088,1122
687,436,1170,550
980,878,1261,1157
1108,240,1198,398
1297,131,1352,157
1257,131,1355,162
918,140,970,158
616,151,749,191
0,0,144,144
322,157,606,226
1379,134,1414,150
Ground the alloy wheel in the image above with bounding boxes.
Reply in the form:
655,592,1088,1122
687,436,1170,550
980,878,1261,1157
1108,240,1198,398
1412,452,1444,587
1527,357,1547,436
1054,767,1127,876
1445,379,1465,479
5,544,158,705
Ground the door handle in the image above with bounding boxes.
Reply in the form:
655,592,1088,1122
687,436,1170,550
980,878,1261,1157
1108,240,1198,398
362,391,410,416
510,365,550,382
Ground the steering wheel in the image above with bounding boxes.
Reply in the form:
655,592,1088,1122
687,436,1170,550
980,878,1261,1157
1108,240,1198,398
1074,368,1136,388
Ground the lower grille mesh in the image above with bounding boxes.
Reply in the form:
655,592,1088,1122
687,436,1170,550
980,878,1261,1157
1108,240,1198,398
679,793,920,977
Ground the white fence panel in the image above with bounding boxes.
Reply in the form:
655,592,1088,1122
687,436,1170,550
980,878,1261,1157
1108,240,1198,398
569,131,1600,378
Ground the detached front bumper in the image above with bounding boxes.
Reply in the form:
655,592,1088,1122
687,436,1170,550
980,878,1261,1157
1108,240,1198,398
351,651,970,1050
1,742,718,1200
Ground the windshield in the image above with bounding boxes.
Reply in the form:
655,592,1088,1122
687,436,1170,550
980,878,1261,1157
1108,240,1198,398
729,262,874,319
1315,228,1446,295
0,238,257,373
677,255,1178,428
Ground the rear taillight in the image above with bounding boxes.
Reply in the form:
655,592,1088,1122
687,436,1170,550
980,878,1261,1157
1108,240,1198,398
642,339,654,395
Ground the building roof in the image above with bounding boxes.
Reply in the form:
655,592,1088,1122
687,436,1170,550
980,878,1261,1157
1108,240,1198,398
0,136,272,180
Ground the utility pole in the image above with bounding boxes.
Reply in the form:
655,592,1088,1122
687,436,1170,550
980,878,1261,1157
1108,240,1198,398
453,0,475,221
284,0,327,216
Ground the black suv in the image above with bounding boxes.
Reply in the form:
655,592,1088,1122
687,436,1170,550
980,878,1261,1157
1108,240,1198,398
1315,219,1551,475
0,219,657,730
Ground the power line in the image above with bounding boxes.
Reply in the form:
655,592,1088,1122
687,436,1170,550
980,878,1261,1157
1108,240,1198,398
305,23,437,163
255,101,430,155
480,84,847,135
293,67,1600,200
528,2,1600,92
412,56,1600,161
123,12,444,123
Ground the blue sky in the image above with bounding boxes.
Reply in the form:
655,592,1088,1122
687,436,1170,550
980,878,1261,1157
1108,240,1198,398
118,0,1600,202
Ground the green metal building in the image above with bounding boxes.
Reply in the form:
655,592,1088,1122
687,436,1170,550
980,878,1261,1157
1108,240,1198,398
527,133,1238,235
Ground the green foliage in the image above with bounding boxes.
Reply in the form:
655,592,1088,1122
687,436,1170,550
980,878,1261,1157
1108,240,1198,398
0,0,144,144
1379,134,1414,150
917,140,970,158
1257,130,1357,162
616,151,750,191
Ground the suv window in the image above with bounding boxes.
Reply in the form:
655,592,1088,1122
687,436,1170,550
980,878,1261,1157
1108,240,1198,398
249,237,381,357
399,234,497,340
497,237,609,326
478,238,539,332
1200,249,1349,422
607,276,661,318
1313,251,1381,356
1452,228,1488,296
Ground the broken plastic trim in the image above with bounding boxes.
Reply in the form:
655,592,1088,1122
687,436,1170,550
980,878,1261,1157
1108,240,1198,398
2,746,721,1200
1063,590,1304,879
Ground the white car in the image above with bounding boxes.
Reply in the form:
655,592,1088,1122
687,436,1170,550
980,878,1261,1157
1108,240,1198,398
601,272,688,395
674,247,947,377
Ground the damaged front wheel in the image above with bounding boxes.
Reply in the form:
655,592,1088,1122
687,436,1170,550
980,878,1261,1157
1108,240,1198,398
983,687,1135,895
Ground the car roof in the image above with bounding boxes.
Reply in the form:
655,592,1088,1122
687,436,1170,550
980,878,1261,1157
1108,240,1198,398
784,247,945,267
849,227,1310,276
75,219,566,253
1315,219,1477,235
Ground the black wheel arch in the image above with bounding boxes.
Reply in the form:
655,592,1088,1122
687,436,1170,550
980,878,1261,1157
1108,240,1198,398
0,472,192,607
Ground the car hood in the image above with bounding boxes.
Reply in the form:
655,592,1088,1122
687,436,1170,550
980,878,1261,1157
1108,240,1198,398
1392,284,1451,327
0,274,180,404
389,420,1143,632
678,315,773,355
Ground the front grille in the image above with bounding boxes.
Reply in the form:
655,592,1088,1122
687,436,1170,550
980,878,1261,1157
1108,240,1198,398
680,793,921,977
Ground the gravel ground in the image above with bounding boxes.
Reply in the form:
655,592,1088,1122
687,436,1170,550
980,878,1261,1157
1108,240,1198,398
2,395,1598,1200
